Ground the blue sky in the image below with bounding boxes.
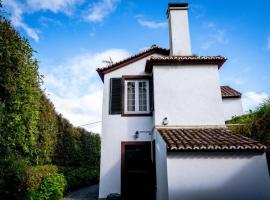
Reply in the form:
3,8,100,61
3,0,270,133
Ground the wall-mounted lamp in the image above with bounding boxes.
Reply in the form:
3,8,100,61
134,131,139,139
162,117,168,126
134,130,152,139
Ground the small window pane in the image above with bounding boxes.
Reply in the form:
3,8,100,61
139,81,147,111
127,82,135,111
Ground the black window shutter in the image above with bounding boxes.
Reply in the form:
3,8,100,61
109,78,122,114
149,77,154,111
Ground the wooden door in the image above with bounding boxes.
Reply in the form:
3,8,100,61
121,142,155,200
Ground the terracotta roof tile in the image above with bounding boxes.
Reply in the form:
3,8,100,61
145,56,227,73
96,45,169,81
158,128,266,152
221,86,241,98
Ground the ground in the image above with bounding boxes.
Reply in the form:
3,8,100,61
64,184,99,200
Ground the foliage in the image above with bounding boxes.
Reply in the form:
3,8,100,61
227,98,270,149
61,167,99,191
0,157,29,200
27,173,66,200
0,14,41,162
26,165,59,192
54,116,101,168
36,93,58,165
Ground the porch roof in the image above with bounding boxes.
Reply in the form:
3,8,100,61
157,128,266,152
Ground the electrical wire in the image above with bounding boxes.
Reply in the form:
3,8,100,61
78,121,102,127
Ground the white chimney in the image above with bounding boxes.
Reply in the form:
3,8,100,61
167,3,192,56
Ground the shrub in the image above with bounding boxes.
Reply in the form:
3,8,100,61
61,167,99,191
27,173,66,200
0,158,29,199
27,165,59,192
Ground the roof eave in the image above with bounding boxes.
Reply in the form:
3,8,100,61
145,58,227,73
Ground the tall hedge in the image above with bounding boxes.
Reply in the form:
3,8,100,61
0,14,41,162
0,4,101,198
0,4,100,167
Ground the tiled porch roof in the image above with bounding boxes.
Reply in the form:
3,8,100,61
158,128,266,152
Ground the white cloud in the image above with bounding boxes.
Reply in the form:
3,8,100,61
3,0,39,42
267,36,270,50
85,0,120,22
242,91,269,112
3,0,83,42
42,49,130,133
137,18,167,29
201,23,229,49
136,15,166,29
26,0,81,14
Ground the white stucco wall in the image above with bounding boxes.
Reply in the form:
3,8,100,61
167,152,270,200
222,98,243,121
155,131,168,200
98,54,164,199
153,65,225,127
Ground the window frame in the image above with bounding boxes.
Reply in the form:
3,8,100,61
122,76,152,116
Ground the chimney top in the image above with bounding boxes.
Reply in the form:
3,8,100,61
167,3,188,17
168,2,188,8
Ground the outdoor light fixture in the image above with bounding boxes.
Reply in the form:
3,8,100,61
134,130,152,139
162,117,168,125
134,131,139,139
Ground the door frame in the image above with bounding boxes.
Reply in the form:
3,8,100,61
121,141,156,198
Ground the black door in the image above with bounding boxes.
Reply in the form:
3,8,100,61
121,142,155,200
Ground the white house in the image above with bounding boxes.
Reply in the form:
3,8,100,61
97,3,270,200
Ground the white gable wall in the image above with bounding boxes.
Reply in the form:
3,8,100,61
153,65,225,127
222,97,243,121
167,151,270,200
98,54,163,199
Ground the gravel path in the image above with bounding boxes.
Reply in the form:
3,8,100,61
63,184,99,200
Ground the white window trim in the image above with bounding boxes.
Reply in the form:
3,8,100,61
124,80,150,114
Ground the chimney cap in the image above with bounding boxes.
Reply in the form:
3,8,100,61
168,2,188,8
167,2,188,17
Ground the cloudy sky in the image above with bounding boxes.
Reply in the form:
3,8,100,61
3,0,270,133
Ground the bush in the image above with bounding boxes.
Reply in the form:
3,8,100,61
61,167,99,191
27,165,59,192
0,158,29,199
27,173,66,200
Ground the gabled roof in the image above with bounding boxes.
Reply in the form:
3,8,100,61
96,45,170,81
221,86,242,98
145,56,227,73
158,128,266,152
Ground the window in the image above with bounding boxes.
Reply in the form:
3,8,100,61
124,80,150,114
